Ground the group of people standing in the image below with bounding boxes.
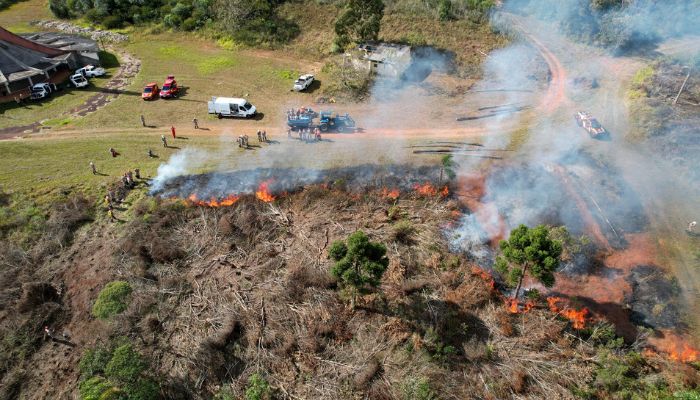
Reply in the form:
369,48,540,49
288,127,321,142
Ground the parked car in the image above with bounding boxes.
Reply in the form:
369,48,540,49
207,97,257,118
293,74,314,91
70,73,89,88
30,83,57,100
76,65,106,78
160,75,179,99
142,83,159,100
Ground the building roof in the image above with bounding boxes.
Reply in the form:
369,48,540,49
361,43,411,64
0,26,69,85
22,32,99,53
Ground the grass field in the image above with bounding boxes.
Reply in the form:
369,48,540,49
0,0,50,32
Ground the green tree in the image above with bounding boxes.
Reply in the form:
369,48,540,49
333,0,384,50
495,224,562,300
329,230,389,308
439,154,457,183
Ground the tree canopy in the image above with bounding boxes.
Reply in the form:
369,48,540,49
329,230,389,306
333,0,385,50
495,224,562,299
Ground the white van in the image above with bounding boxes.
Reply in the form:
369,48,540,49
207,97,257,118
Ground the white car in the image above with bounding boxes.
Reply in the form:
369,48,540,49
293,74,314,91
76,65,106,78
30,83,55,100
70,73,89,88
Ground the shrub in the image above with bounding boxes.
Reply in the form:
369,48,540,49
92,281,132,319
79,345,113,376
102,15,125,29
105,344,146,384
79,376,120,400
245,373,271,400
401,376,437,400
392,220,417,244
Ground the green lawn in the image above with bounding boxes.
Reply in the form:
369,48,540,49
0,0,50,32
72,32,325,131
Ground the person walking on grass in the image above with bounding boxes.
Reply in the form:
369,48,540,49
90,161,97,175
140,115,146,127
108,208,116,222
134,168,140,179
171,125,176,139
161,135,167,148
193,118,199,129
109,147,118,157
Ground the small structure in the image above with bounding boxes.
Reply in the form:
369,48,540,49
0,26,99,102
358,43,412,77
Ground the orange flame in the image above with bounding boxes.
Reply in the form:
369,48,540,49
668,343,699,363
255,180,276,202
440,186,449,197
506,299,519,314
471,266,496,290
504,298,536,314
381,188,400,200
413,182,438,196
187,193,240,207
546,296,589,329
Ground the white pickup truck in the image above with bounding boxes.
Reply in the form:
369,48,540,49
293,74,314,91
76,65,106,78
70,73,89,88
30,83,57,100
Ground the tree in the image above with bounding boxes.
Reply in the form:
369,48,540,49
495,224,562,300
329,230,389,308
333,0,384,50
439,154,457,183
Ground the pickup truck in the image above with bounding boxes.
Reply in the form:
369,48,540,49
30,83,57,100
70,73,89,88
76,65,106,78
293,74,314,92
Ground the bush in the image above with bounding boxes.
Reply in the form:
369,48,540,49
105,344,145,384
392,220,417,244
245,373,271,400
79,376,120,400
102,15,125,29
401,376,437,400
79,345,113,376
92,281,132,319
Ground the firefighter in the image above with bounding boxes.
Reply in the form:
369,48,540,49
140,115,146,127
171,125,176,139
315,128,321,141
44,326,56,340
192,118,199,129
148,148,155,157
108,208,116,222
104,194,111,207
134,168,140,179
90,161,97,175
287,128,292,138
257,130,262,142
109,147,117,157
262,131,267,142
161,135,167,148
